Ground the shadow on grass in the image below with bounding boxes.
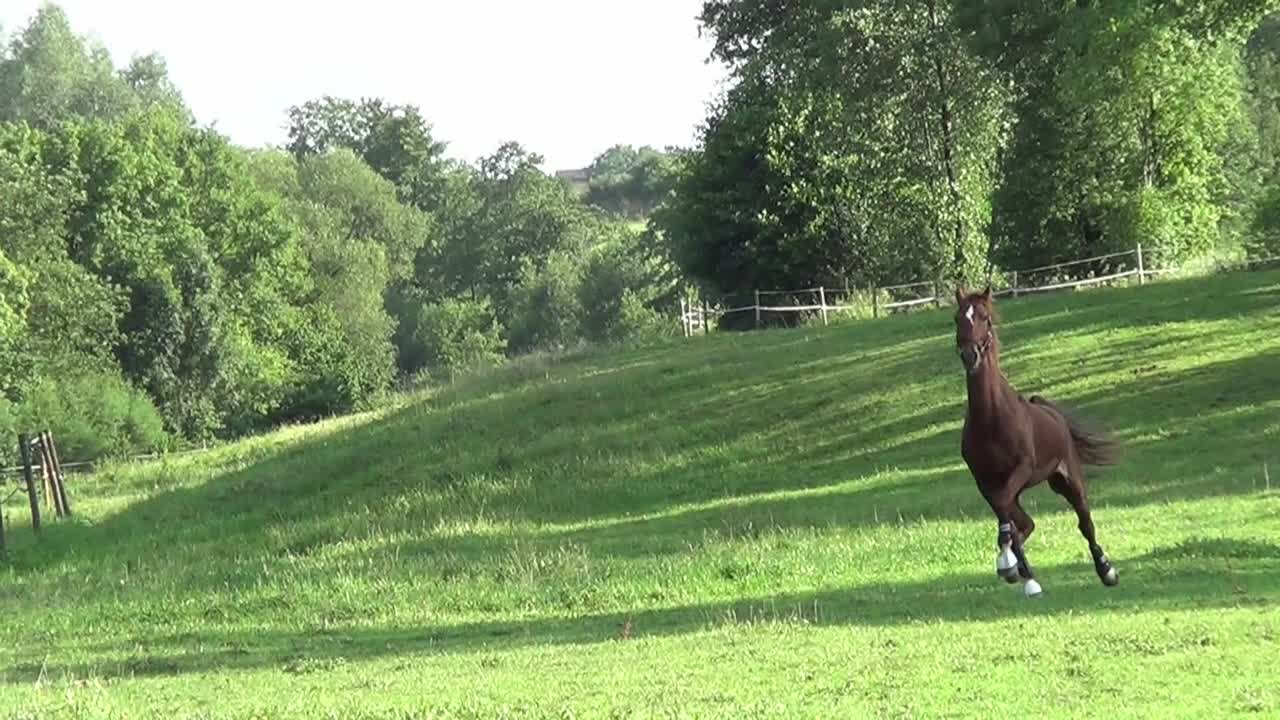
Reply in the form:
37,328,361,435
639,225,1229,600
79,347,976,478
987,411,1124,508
5,536,1277,683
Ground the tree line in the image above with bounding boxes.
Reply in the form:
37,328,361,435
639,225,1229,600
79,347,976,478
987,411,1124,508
6,2,1280,463
0,5,681,463
656,0,1280,300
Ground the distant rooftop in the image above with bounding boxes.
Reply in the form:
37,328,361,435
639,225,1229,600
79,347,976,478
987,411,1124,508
554,168,591,182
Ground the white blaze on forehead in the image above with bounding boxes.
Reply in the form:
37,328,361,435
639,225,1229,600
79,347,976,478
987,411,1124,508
964,304,975,325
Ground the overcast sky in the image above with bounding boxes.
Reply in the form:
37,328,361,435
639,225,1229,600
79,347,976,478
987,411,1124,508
1,0,730,171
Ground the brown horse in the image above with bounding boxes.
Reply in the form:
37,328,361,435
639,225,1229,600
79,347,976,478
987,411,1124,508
953,286,1122,598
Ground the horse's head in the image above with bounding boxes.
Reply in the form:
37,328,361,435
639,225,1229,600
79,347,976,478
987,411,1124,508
954,285,996,374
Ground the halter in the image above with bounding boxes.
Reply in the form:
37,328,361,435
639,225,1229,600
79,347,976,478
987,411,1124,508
957,323,995,360
975,325,994,357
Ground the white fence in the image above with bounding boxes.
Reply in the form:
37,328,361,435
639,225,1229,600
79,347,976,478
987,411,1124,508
678,244,1280,335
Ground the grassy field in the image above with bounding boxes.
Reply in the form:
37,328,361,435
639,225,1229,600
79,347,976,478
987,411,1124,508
2,270,1279,719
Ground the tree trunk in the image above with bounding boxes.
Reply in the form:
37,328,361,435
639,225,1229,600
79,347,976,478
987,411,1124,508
925,0,967,281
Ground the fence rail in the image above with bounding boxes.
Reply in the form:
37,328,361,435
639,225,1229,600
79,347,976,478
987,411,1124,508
2,445,210,479
678,243,1280,335
679,246,1280,335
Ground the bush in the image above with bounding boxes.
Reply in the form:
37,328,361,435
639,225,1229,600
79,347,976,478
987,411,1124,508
413,297,506,381
506,251,584,354
1248,184,1280,259
578,226,678,344
13,371,171,463
611,289,676,344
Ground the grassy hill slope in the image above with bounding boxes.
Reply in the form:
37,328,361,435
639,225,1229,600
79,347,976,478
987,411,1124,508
2,270,1279,719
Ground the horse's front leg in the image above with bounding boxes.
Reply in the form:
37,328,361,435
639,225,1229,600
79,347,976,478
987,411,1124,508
990,461,1043,598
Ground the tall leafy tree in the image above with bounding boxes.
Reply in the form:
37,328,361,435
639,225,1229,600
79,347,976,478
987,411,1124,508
663,0,1005,296
0,4,190,127
249,148,428,412
584,144,679,218
963,1,1271,270
286,96,450,213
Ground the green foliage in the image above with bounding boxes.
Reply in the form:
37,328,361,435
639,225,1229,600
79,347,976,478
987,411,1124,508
1245,12,1280,255
0,248,29,398
1249,183,1280,256
246,148,406,417
412,297,506,381
0,4,189,127
959,2,1271,271
611,288,676,344
286,95,450,212
13,370,170,463
292,148,433,283
578,224,680,343
665,0,1004,295
674,0,1280,292
506,250,585,354
584,144,679,218
0,3,689,460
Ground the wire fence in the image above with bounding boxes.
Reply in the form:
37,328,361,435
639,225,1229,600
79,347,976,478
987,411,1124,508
1,445,211,480
678,244,1280,335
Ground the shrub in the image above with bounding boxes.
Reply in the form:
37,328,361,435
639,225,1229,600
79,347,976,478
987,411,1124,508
506,251,584,354
413,297,506,381
611,289,676,344
13,371,171,463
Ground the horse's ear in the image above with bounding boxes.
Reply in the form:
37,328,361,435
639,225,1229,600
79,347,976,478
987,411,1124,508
981,284,992,300
954,286,965,305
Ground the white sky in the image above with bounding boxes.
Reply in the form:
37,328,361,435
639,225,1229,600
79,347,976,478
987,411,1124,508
1,1,730,171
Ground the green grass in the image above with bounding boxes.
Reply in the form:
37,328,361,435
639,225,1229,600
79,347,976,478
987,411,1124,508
3,271,1280,719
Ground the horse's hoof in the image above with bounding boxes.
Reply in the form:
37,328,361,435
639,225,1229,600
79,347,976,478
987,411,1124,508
1023,579,1043,598
1101,566,1119,587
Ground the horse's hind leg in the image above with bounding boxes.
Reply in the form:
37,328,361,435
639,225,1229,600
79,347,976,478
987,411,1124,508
1011,496,1036,543
1049,463,1118,587
1010,498,1037,580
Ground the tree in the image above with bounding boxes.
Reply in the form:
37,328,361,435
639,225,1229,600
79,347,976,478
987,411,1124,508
426,141,597,320
248,148,421,415
0,248,29,399
664,0,1006,299
965,1,1262,270
584,145,679,218
286,95,450,213
0,122,124,387
579,223,681,342
0,4,191,127
1244,11,1280,257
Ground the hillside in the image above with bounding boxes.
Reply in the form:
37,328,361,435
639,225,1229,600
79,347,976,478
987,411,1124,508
2,270,1279,718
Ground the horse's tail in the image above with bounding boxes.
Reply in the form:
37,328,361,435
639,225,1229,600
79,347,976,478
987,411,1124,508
1029,395,1122,467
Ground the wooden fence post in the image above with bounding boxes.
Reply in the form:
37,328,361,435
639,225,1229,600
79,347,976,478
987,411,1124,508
47,432,70,517
702,300,710,335
1136,243,1146,285
933,282,942,309
39,432,65,517
1012,270,1019,298
37,436,53,512
38,434,56,512
680,297,689,337
19,433,39,533
871,287,879,319
754,290,761,329
818,287,829,326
